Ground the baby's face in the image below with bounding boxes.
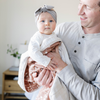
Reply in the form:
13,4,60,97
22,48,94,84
37,12,56,35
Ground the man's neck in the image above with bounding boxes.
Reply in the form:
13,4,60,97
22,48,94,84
83,25,100,34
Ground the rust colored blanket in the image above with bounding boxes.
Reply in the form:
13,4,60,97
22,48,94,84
24,41,61,100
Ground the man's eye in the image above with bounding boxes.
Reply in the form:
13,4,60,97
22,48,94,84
86,6,91,10
50,20,53,22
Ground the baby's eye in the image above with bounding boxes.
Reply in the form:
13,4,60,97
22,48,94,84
41,20,45,22
50,20,53,22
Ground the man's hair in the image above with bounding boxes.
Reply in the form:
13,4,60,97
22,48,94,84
98,1,100,7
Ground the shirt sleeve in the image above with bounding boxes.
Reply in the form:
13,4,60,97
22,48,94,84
57,63,100,100
28,32,50,67
55,22,100,100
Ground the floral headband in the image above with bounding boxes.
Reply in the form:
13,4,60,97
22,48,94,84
35,5,57,23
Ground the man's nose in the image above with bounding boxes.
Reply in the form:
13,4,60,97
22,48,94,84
78,4,85,15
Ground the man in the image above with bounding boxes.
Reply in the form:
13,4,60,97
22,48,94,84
33,0,100,99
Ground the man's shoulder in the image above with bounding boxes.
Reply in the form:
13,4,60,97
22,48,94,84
55,21,81,34
55,21,81,38
57,21,80,29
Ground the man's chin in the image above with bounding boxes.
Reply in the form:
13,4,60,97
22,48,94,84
81,22,87,28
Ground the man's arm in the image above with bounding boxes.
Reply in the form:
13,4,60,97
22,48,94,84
57,65,100,100
47,47,100,100
35,46,100,100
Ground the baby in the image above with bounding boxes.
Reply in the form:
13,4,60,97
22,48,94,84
28,5,59,70
18,5,75,100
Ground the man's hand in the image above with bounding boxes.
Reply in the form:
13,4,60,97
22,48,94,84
27,57,53,87
47,46,67,73
47,60,57,71
32,69,53,87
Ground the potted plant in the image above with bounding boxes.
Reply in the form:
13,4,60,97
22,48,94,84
7,44,21,59
7,44,21,67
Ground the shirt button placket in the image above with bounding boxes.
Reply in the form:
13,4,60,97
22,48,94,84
78,42,81,44
74,50,77,53
82,36,85,38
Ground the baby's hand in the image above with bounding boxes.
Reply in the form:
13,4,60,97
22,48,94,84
47,60,57,71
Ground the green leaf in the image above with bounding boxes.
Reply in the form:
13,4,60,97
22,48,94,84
18,56,20,59
11,54,16,57
7,44,21,59
10,45,12,49
16,51,18,55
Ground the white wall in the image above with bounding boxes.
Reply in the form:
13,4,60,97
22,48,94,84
0,0,79,94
